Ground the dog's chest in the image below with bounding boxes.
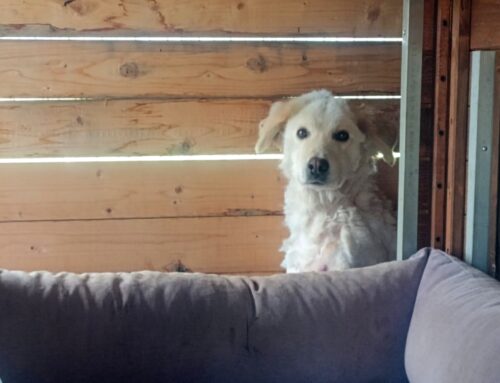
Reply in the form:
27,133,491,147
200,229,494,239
282,205,349,270
281,189,396,272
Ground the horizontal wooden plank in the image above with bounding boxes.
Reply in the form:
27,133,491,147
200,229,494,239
0,159,398,222
0,42,401,98
0,99,399,157
0,160,285,222
0,216,286,274
0,99,269,156
471,0,500,50
0,0,402,37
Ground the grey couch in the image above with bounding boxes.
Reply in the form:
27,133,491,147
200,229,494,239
0,248,499,383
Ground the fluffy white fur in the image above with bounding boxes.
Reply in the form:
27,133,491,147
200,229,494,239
256,90,397,273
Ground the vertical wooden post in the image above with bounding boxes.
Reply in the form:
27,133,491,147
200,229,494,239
465,51,496,273
397,0,424,260
417,0,437,250
431,0,452,250
445,0,471,258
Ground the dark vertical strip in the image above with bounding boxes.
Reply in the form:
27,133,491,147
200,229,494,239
445,0,471,258
431,0,452,250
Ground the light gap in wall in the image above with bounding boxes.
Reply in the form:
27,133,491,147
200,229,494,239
0,153,400,164
0,154,283,164
0,95,401,103
0,36,402,43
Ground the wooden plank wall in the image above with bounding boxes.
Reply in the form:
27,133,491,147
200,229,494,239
0,0,402,274
0,0,402,37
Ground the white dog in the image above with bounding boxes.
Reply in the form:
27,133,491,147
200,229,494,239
256,90,397,273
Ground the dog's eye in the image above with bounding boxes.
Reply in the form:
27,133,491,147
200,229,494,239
333,130,349,142
297,127,309,139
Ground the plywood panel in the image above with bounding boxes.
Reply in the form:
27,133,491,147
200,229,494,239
0,216,286,274
0,99,399,157
0,42,401,98
0,0,402,37
0,159,398,222
471,0,500,50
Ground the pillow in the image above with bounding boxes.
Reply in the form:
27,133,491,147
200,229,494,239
247,248,429,383
405,249,500,383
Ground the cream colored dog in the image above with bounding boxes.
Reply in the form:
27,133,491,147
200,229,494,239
256,90,397,273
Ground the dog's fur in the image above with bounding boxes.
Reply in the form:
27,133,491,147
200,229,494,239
256,90,397,273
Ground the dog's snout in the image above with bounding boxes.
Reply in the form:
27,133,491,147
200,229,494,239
307,157,329,178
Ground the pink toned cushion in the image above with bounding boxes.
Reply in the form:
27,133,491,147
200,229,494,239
405,249,500,383
0,250,429,383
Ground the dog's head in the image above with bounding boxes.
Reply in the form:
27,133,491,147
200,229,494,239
255,90,396,189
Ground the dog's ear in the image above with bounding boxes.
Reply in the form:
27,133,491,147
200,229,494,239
349,101,398,166
255,90,331,153
255,100,290,153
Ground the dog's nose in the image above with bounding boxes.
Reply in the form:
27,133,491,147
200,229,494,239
307,157,330,178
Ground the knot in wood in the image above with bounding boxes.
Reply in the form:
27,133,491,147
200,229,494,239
367,5,381,22
246,55,268,73
120,62,140,78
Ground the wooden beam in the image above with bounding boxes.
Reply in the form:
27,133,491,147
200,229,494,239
471,0,500,50
445,0,471,258
0,42,401,99
431,0,452,250
0,160,284,221
416,0,437,249
0,159,398,222
0,99,399,157
0,216,286,274
0,0,402,37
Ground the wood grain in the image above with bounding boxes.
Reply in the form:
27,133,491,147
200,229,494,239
415,0,437,249
471,0,500,50
0,159,398,222
446,0,471,258
0,160,285,222
431,0,452,250
0,216,286,274
0,99,399,157
0,99,269,156
0,0,402,37
0,42,401,98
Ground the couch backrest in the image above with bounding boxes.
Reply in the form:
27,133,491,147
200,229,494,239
405,249,500,383
0,250,429,383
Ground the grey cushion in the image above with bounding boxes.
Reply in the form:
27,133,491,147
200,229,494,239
405,249,500,383
0,249,429,383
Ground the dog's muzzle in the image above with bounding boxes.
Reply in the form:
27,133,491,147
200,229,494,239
306,157,329,184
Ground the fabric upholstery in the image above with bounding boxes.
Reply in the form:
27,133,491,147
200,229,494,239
0,249,430,383
405,249,500,383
